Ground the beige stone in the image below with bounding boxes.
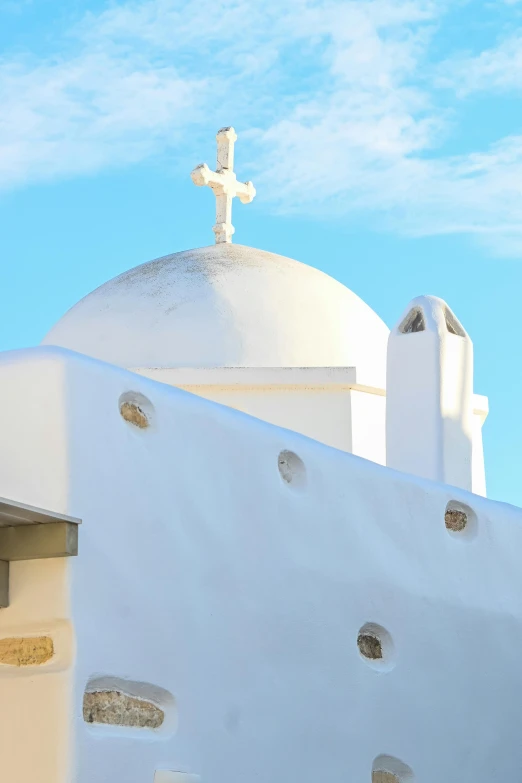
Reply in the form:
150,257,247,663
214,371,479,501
120,401,149,429
357,632,382,660
0,636,54,666
373,773,400,783
445,509,467,532
83,690,164,728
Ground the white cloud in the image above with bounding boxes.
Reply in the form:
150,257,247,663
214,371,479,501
437,33,522,95
254,115,522,254
0,0,439,187
0,49,205,189
0,0,521,255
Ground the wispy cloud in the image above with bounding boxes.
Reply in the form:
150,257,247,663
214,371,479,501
0,50,204,189
0,0,521,255
437,33,522,95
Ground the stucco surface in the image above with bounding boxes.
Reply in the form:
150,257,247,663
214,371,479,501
42,244,389,383
0,346,519,783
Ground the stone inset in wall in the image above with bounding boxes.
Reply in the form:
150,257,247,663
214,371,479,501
154,773,201,783
118,391,155,430
120,402,149,428
357,623,395,672
83,689,164,728
445,500,477,539
445,509,467,532
373,773,400,783
83,676,176,733
0,636,54,666
357,631,382,660
372,755,414,782
277,450,306,489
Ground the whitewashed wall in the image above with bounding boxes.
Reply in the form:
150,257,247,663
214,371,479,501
0,346,518,783
135,367,386,463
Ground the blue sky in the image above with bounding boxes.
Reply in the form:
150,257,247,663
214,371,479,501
0,0,521,505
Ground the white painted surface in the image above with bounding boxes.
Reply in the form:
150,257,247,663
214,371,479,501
187,385,354,453
0,349,73,783
41,242,487,479
0,346,518,783
42,243,390,387
472,395,488,497
349,389,386,466
134,367,381,458
132,366,485,470
191,127,255,244
386,296,474,491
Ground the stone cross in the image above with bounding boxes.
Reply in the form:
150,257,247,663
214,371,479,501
191,127,256,244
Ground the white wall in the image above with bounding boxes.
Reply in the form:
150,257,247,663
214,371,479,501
386,296,474,491
349,390,386,465
134,367,387,463
184,387,354,453
0,350,73,783
472,396,488,497
0,347,516,783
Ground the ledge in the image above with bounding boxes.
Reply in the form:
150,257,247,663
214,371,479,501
130,367,489,418
0,498,81,608
0,496,81,529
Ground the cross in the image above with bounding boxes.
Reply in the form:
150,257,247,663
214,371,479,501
191,127,256,244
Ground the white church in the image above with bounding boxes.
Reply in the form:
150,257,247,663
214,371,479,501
0,128,518,783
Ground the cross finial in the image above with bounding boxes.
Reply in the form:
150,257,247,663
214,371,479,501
191,127,256,244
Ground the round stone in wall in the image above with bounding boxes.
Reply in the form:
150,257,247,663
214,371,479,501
277,450,306,489
373,773,400,783
372,755,414,782
444,500,477,539
357,623,395,672
119,391,155,430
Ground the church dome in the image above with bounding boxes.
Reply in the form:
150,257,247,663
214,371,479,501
42,243,389,381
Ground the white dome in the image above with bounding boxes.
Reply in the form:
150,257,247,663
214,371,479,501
43,244,389,380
